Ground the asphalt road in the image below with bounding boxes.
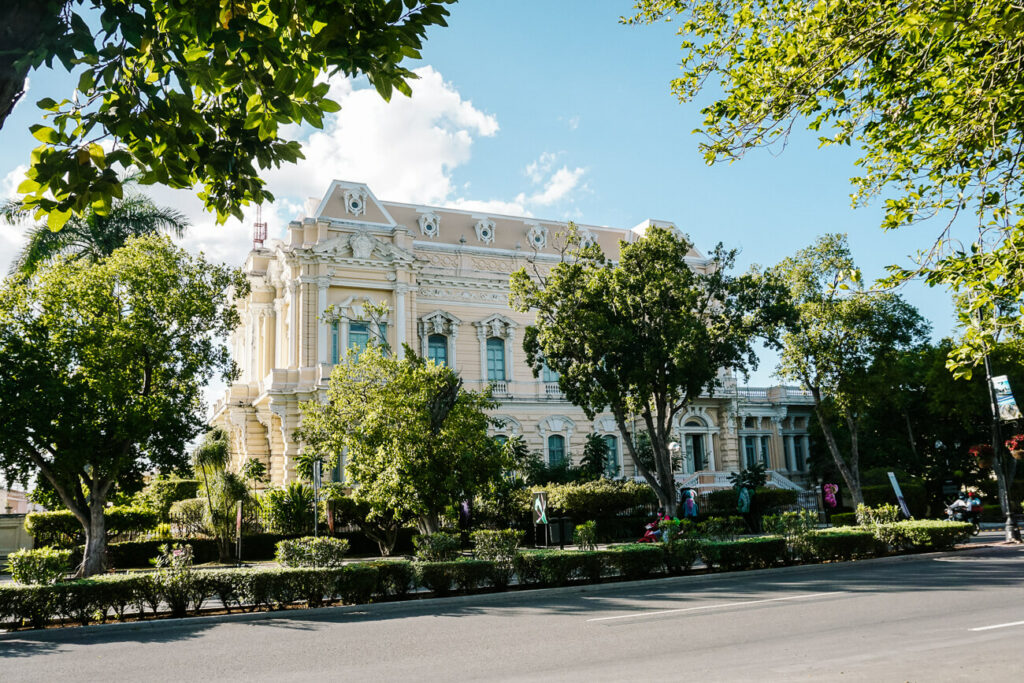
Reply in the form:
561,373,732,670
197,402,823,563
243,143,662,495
3,541,1024,682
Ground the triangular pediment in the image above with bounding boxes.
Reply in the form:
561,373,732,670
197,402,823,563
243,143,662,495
312,181,397,228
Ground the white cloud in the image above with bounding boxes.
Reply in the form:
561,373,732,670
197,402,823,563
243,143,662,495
528,165,586,206
525,152,558,184
263,66,499,206
568,115,580,130
0,165,30,274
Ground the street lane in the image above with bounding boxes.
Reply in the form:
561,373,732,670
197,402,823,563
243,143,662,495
3,543,1023,682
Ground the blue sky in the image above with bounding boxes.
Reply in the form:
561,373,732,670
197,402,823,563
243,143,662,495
0,1,956,387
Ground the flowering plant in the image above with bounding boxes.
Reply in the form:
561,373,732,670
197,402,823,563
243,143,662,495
823,483,838,508
968,444,994,457
1004,435,1024,452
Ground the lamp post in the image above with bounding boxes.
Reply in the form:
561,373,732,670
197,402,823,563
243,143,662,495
668,441,681,514
981,351,1022,542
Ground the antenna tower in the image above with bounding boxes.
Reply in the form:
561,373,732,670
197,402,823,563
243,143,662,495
253,205,268,249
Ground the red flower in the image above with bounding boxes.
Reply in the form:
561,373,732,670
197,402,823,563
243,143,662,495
968,444,993,457
1004,434,1024,451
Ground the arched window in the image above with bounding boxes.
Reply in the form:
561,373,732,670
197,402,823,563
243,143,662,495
486,337,506,381
603,435,619,477
684,419,706,471
547,434,565,466
427,334,448,367
494,434,508,446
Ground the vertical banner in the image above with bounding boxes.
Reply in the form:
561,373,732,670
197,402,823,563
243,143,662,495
991,375,1022,421
888,472,912,520
235,500,243,564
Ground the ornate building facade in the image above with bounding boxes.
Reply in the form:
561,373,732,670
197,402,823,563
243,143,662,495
211,181,815,491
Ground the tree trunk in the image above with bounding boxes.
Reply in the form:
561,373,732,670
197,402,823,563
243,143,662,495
810,391,863,507
614,414,674,513
417,512,440,536
81,500,108,577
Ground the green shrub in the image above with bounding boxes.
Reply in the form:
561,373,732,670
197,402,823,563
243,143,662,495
829,512,858,527
368,560,415,597
154,543,208,618
696,516,746,541
413,531,460,562
605,543,665,580
533,479,657,518
336,564,379,604
415,561,458,596
6,547,73,585
704,488,799,518
803,528,880,562
0,584,58,629
762,510,818,561
662,539,701,574
700,536,787,571
471,529,522,588
259,483,316,536
134,476,201,521
275,537,350,568
872,520,972,552
25,506,160,547
856,503,902,526
573,521,598,550
168,497,208,537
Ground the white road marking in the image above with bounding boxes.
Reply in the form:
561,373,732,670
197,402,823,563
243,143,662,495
969,619,1024,632
586,591,844,622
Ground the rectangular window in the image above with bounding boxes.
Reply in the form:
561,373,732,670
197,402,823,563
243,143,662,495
760,435,772,468
794,438,805,471
542,362,560,383
427,334,448,367
744,437,757,468
486,337,506,381
331,322,339,364
548,435,565,466
604,435,619,477
348,322,370,354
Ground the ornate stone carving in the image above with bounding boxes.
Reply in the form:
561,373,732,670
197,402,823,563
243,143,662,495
349,231,375,259
343,188,367,217
474,218,496,245
474,313,516,340
418,212,440,238
578,228,597,249
526,223,548,250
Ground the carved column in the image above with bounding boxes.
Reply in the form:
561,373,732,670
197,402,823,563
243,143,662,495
476,326,488,381
316,276,330,365
395,285,407,360
273,297,286,367
286,281,299,368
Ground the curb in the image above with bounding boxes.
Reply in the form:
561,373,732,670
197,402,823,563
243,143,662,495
2,542,1013,642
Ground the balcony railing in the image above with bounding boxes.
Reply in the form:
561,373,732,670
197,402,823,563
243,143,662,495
490,381,509,396
545,383,564,398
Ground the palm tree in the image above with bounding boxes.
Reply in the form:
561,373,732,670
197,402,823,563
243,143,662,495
2,192,189,279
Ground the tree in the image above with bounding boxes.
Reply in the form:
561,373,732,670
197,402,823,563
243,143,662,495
296,344,512,535
0,234,246,575
240,457,270,499
771,234,929,506
625,1,1024,374
2,191,188,280
579,432,610,480
510,225,792,512
3,0,455,226
192,427,249,562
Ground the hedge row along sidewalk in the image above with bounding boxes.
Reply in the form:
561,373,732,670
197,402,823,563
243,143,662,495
0,520,973,631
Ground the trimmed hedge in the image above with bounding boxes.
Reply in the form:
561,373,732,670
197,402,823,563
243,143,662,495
533,479,657,519
803,529,880,562
829,512,858,527
275,537,350,568
872,520,972,551
700,536,787,571
25,506,161,547
703,488,799,520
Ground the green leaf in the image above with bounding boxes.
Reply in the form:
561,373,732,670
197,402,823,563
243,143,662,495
30,125,60,144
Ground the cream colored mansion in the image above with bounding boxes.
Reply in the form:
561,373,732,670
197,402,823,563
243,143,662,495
211,181,816,492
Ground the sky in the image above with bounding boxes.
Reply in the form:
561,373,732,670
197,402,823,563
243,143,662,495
0,1,958,391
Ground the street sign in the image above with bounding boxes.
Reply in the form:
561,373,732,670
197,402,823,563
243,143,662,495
532,492,548,525
991,375,1022,421
888,471,912,519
